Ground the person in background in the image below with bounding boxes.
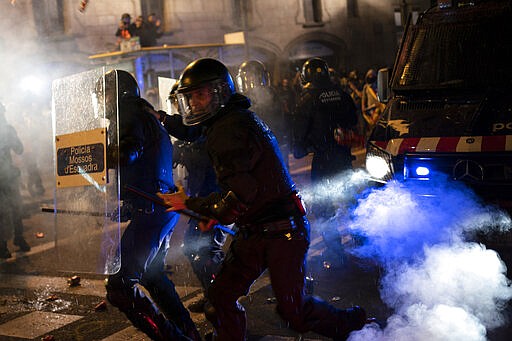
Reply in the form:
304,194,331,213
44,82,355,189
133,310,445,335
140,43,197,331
236,60,289,168
115,13,135,49
292,58,359,262
276,77,296,117
17,104,45,198
293,58,358,187
345,70,364,136
115,13,134,39
361,68,385,138
328,67,341,87
131,15,162,48
145,13,164,46
158,58,369,341
131,15,145,41
0,102,30,259
98,70,200,341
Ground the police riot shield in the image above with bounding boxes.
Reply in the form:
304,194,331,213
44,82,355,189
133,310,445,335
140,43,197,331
158,76,188,187
50,67,122,274
158,76,177,114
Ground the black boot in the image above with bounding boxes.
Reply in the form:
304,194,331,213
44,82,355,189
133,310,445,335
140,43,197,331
13,236,30,252
0,241,12,259
336,306,368,340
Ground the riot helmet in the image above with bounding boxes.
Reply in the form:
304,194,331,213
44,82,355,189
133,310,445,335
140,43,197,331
235,60,270,93
94,69,140,101
107,69,140,99
175,58,235,126
301,57,330,85
93,69,140,118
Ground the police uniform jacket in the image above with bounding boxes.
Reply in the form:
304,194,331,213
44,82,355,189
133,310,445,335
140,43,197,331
115,97,175,208
186,94,300,226
294,81,357,153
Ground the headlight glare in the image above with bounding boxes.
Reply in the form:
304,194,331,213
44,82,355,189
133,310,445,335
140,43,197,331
365,143,393,182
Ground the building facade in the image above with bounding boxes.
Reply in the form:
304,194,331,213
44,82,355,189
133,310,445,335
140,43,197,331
0,0,432,103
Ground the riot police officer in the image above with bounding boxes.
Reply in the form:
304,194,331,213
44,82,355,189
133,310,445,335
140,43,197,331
98,70,200,341
0,102,30,259
293,57,358,185
292,58,359,265
158,58,368,341
166,83,228,313
236,60,290,168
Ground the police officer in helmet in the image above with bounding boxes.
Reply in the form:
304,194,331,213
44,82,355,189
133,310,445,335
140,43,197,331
98,69,200,341
293,57,360,271
236,60,289,168
166,81,228,314
158,58,368,341
293,57,358,208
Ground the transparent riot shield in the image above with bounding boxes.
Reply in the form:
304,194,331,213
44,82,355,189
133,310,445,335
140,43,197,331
51,67,121,274
158,76,188,187
158,76,176,114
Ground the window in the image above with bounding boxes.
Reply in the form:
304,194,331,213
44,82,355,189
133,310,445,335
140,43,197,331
32,0,64,37
230,0,257,30
304,0,323,23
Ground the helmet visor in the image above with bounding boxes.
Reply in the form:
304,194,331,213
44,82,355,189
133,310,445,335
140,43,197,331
176,83,220,125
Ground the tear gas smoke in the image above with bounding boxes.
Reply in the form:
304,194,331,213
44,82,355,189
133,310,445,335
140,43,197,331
349,180,511,264
306,173,512,341
300,168,369,214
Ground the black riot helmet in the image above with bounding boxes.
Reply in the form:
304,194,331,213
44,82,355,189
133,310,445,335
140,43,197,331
105,69,140,99
94,69,140,102
93,69,140,118
175,58,235,126
235,60,270,93
301,57,330,85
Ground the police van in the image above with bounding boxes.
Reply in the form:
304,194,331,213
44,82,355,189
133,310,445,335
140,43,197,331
365,0,512,212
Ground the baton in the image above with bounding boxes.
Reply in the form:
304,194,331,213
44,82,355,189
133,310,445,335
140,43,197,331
124,184,235,236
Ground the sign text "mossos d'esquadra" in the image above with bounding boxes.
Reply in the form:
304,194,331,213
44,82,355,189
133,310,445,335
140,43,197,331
57,143,105,176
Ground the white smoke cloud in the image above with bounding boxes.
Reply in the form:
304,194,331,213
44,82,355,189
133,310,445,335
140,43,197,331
342,178,512,341
352,303,488,341
349,180,511,262
305,172,512,341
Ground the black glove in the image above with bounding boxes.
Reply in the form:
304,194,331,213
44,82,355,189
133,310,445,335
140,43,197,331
158,110,168,124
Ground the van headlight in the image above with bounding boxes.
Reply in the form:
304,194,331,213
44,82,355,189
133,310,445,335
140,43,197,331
365,142,394,182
